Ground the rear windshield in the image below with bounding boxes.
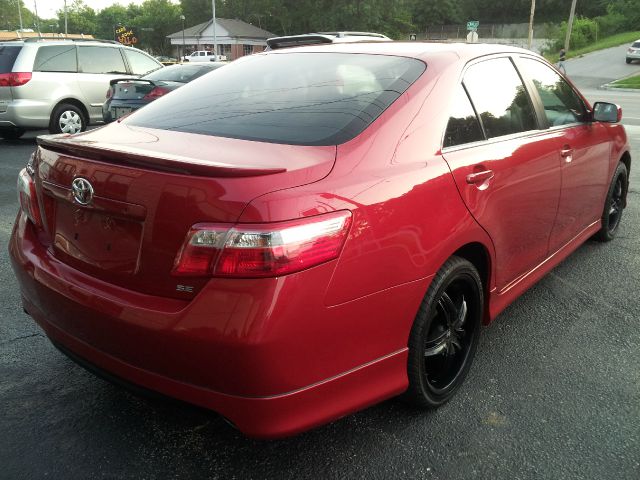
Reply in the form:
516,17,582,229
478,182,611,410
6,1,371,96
633,42,640,48
0,45,21,73
144,64,222,83
127,53,426,146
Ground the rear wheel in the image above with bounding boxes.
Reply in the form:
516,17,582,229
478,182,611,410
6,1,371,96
594,162,628,242
626,58,632,64
405,256,483,407
49,103,86,134
0,128,25,140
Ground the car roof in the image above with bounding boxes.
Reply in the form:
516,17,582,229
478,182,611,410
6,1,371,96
264,41,538,63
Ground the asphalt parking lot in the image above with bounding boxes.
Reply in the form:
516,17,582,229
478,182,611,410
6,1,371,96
2,53,640,479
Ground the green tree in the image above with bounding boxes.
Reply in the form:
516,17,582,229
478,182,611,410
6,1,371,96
57,0,97,35
129,0,182,54
95,4,128,40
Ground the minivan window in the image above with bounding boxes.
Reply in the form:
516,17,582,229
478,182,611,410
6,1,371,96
125,49,160,75
34,45,77,72
0,45,21,73
519,58,587,127
127,53,426,146
633,42,640,48
463,57,537,139
78,46,127,74
444,84,485,148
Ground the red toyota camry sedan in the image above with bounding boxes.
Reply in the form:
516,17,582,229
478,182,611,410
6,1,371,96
10,42,630,438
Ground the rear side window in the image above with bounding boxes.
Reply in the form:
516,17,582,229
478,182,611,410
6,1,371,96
124,49,160,75
0,45,21,73
33,45,77,72
463,57,538,139
444,84,484,148
127,53,426,146
518,58,586,126
78,46,127,74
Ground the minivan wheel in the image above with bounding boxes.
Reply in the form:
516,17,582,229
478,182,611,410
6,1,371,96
50,103,86,134
404,256,483,408
0,128,25,140
594,162,628,242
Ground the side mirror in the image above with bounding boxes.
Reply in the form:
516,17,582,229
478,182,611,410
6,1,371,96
592,102,622,123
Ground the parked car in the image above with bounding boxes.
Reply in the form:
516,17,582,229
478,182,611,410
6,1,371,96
182,50,227,62
10,42,630,439
155,55,179,66
0,38,162,139
266,31,391,50
626,39,640,63
103,62,226,123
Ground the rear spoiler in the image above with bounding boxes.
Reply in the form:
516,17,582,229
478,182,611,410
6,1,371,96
266,35,334,50
36,134,287,178
109,78,155,86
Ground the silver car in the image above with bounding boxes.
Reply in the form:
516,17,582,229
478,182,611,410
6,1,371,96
626,40,640,64
0,38,162,140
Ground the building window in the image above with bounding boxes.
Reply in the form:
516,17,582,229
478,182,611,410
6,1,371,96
219,44,231,57
243,44,254,56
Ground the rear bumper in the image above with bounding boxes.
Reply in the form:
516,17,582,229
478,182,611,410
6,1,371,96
0,98,51,130
9,213,422,438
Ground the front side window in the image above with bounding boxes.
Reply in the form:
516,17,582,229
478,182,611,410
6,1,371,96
124,49,160,75
127,53,426,146
463,57,538,139
33,45,77,72
78,46,127,74
519,58,587,127
444,84,484,148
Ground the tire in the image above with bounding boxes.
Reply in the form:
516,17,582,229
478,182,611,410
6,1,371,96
626,58,632,64
49,103,86,134
594,162,628,242
404,256,483,408
0,128,25,140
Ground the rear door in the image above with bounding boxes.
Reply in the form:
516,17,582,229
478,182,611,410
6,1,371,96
77,45,131,122
516,57,611,253
442,56,562,290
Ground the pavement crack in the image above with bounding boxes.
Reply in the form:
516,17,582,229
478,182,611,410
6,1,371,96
0,332,44,346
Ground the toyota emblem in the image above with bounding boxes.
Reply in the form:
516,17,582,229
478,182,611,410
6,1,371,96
71,177,94,205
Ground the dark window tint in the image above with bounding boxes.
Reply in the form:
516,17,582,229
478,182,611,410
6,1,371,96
464,58,537,139
519,58,587,127
444,84,484,147
125,49,161,75
34,45,77,72
144,64,222,83
78,46,127,74
632,42,640,48
0,46,21,73
127,53,426,146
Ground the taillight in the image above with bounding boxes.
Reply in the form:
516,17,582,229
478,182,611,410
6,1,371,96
106,87,113,99
173,211,352,277
0,72,32,87
17,167,42,227
143,86,169,100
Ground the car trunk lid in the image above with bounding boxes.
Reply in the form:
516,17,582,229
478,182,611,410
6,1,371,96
33,124,336,299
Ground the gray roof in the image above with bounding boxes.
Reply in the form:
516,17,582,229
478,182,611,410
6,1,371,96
167,18,274,40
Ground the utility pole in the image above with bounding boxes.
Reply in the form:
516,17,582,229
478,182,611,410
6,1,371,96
64,0,68,35
527,0,535,50
17,0,23,31
564,0,578,52
212,0,217,61
180,14,185,61
33,0,40,35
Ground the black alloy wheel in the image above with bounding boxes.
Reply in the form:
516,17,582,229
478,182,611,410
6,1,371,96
405,256,483,407
595,162,628,242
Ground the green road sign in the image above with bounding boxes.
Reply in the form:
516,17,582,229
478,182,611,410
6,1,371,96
467,21,479,31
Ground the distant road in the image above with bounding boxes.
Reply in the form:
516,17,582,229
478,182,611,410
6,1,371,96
566,43,640,89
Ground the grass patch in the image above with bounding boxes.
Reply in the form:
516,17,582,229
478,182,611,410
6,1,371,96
610,74,640,89
544,31,640,62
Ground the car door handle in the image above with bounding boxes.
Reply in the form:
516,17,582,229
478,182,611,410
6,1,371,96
466,170,494,185
561,147,574,161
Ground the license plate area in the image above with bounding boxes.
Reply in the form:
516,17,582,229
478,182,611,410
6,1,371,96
112,107,132,119
53,200,143,275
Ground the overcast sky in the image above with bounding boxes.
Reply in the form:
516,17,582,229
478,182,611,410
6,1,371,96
35,0,179,19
